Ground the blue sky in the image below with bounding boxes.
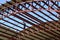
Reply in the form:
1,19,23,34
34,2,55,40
0,0,11,5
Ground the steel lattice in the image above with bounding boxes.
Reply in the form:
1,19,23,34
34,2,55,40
0,0,60,40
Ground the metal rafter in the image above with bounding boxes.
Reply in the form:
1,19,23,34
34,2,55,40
0,0,60,40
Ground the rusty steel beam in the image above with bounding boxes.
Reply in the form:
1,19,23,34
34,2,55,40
0,12,49,39
0,30,17,38
14,7,40,24
19,2,59,29
34,2,60,27
17,4,43,24
0,34,11,39
1,4,46,28
0,22,52,39
0,1,60,40
19,25,60,40
11,13,60,39
1,2,59,31
0,0,59,31
51,1,60,15
4,5,40,23
0,23,20,31
42,1,60,19
0,12,48,39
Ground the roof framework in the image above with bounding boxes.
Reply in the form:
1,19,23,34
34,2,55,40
0,0,60,40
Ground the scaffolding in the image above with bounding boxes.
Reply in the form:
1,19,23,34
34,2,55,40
0,0,60,40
